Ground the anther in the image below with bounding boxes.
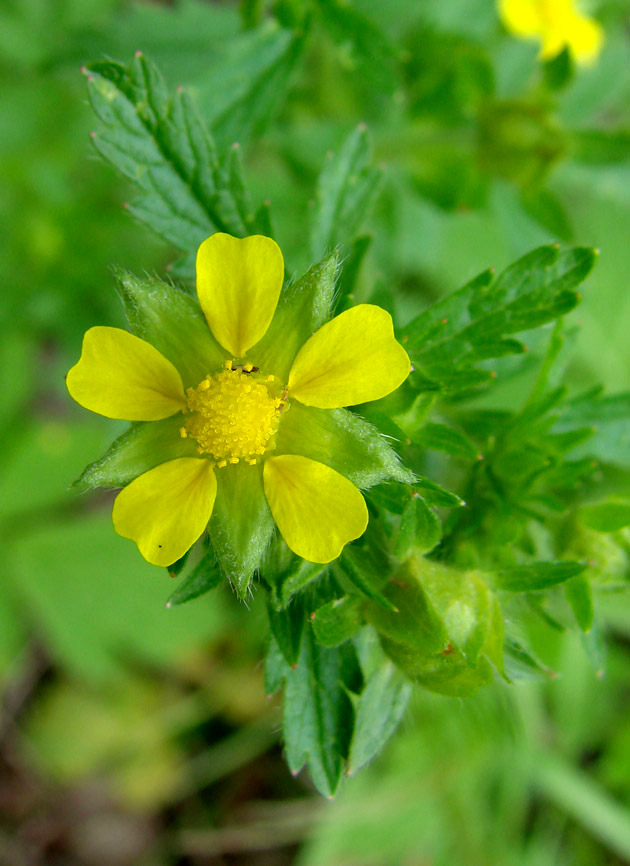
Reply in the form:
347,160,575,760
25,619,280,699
179,427,187,438
225,360,233,370
229,457,239,464
217,459,227,468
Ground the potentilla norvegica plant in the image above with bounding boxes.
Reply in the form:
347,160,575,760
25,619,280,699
68,48,630,797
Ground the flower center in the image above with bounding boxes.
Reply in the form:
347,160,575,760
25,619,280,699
181,361,287,467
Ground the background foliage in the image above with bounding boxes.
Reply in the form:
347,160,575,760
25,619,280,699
1,0,629,864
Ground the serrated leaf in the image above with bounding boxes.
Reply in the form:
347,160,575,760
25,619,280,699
412,422,481,460
195,22,306,148
495,560,587,592
311,596,363,648
310,124,383,260
267,596,306,666
166,547,223,608
282,630,357,797
347,663,411,776
401,245,597,394
394,495,442,558
85,54,266,250
580,502,630,532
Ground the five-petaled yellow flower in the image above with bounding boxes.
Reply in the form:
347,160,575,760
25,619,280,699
499,0,603,64
67,234,410,568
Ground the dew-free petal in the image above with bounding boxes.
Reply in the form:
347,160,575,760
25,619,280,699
287,304,410,408
565,13,603,64
196,233,284,358
112,458,217,567
263,454,368,563
499,0,541,37
67,327,186,420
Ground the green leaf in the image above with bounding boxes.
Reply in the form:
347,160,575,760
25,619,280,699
267,596,306,666
402,245,597,394
195,21,306,148
253,252,338,381
311,596,364,648
495,560,587,592
565,575,594,633
337,546,397,612
572,129,630,165
115,269,227,388
318,0,397,94
73,417,196,489
333,234,372,314
310,124,383,260
166,547,223,608
264,634,290,696
414,479,466,509
85,53,264,250
367,479,463,515
412,422,481,461
556,390,630,468
520,188,573,241
580,501,630,533
276,403,413,489
347,662,411,776
282,629,357,797
394,495,442,558
209,463,274,598
503,638,557,681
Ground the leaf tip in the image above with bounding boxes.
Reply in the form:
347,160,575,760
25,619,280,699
135,49,143,58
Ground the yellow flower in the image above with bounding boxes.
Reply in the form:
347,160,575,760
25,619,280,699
499,0,604,65
67,234,410,571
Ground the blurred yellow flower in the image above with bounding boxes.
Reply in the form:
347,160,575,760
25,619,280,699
499,0,604,64
67,234,410,568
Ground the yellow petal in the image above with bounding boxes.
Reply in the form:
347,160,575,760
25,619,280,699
566,13,603,64
263,455,368,563
67,327,186,420
287,304,410,408
498,0,543,37
196,233,284,358
112,458,217,566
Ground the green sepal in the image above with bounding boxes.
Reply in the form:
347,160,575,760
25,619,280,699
347,661,411,776
73,416,197,489
276,403,413,488
369,558,503,697
251,252,338,380
311,596,364,647
115,269,227,388
382,637,494,698
267,595,307,666
209,462,274,598
165,543,223,608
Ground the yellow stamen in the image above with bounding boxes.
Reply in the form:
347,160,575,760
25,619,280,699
184,366,286,464
179,426,187,438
